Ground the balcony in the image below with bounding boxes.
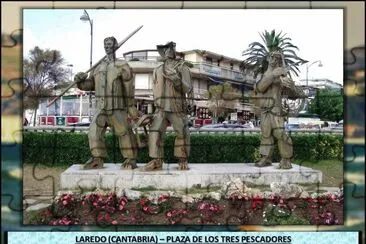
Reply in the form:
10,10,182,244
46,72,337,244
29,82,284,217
124,56,254,84
191,62,251,83
123,56,162,73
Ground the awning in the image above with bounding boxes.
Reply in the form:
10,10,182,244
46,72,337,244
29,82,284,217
135,96,154,101
208,76,224,84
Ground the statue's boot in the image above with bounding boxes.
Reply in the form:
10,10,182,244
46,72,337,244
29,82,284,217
121,158,138,170
82,157,105,170
278,158,292,169
140,158,163,171
178,158,189,170
255,155,273,167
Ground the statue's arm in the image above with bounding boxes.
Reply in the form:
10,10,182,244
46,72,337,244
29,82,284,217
178,64,193,94
119,62,135,108
255,71,274,93
75,71,95,91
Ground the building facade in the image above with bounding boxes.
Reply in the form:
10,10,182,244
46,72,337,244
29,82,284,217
125,49,256,126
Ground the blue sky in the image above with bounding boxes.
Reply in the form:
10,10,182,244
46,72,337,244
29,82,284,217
23,9,343,84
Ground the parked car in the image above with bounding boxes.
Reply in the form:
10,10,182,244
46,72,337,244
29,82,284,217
68,122,91,127
285,124,300,130
198,123,251,131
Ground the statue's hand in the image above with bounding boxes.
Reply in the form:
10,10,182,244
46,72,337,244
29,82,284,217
128,107,138,120
272,67,288,77
163,68,182,86
164,66,180,77
74,72,88,83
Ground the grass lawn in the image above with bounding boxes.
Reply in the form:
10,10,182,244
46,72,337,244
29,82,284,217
296,160,343,187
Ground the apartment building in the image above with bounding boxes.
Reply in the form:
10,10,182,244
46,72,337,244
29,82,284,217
125,48,255,126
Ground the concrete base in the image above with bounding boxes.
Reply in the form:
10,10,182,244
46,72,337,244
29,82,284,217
60,163,322,190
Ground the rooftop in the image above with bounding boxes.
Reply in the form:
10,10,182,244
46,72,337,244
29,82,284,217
182,49,243,63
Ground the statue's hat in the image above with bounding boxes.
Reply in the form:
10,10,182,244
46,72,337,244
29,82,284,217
157,41,176,57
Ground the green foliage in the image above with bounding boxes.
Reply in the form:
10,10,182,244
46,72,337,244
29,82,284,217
242,29,308,77
23,132,343,167
263,205,310,225
308,88,344,122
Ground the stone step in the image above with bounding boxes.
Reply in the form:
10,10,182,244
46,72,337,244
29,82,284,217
60,163,322,190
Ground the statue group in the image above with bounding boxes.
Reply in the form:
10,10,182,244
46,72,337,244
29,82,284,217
74,36,298,171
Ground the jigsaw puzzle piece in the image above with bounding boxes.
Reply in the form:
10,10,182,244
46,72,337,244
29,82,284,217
1,29,22,48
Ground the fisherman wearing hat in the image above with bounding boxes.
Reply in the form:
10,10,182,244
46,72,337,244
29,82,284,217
254,50,294,169
141,41,192,171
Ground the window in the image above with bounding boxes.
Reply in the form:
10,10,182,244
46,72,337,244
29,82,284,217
132,51,148,60
230,63,234,70
124,53,132,60
82,102,89,116
194,80,199,89
39,100,47,115
206,57,213,64
48,100,60,115
135,74,150,89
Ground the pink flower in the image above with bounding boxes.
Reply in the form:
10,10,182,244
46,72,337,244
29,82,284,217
143,206,148,212
112,220,118,225
198,203,205,210
105,213,111,222
62,219,71,225
62,200,68,205
166,212,172,217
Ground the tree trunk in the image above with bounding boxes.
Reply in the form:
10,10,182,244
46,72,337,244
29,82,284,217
33,109,37,126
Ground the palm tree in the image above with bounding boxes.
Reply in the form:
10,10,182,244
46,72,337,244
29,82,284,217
241,30,308,78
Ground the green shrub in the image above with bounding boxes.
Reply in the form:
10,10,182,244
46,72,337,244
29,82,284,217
23,132,343,167
263,205,311,225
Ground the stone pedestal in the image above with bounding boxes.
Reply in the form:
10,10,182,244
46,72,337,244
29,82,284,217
60,163,322,190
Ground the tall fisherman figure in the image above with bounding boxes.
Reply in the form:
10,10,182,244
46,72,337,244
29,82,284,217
74,36,138,170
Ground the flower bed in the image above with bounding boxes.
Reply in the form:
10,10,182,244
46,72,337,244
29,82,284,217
26,192,343,226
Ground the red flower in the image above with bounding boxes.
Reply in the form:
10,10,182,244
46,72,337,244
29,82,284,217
105,213,111,222
139,198,147,206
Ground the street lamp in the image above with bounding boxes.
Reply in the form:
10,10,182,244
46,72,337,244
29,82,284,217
80,10,93,68
305,60,323,87
67,64,73,81
304,60,323,112
80,9,93,122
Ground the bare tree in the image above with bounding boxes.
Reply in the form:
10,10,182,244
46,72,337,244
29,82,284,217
23,46,68,125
